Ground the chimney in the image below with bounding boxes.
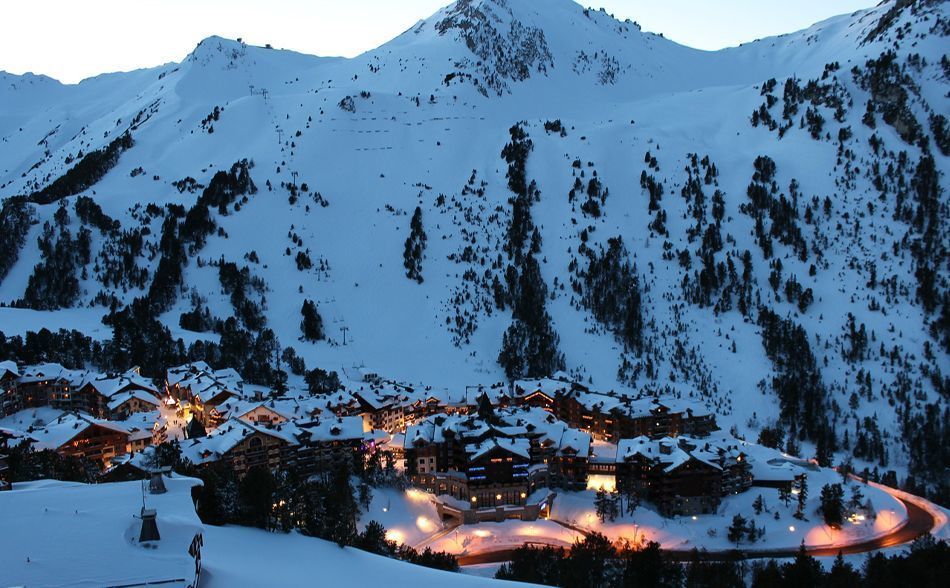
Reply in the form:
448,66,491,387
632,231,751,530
148,469,168,494
138,507,161,542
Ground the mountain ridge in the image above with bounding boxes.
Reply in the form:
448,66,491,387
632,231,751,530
0,0,947,500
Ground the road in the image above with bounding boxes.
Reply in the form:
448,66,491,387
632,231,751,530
456,488,943,566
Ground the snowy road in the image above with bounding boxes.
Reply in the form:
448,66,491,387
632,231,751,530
456,486,946,565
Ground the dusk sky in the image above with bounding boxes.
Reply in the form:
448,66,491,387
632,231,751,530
1,0,876,83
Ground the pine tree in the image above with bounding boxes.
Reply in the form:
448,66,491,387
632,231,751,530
828,551,861,586
595,487,609,523
323,462,359,546
849,484,865,511
819,483,845,528
403,206,426,283
498,254,564,379
238,465,276,529
300,299,325,341
607,491,620,522
728,514,748,547
356,520,396,556
779,487,791,508
624,487,640,516
753,494,765,515
746,518,760,543
796,475,809,520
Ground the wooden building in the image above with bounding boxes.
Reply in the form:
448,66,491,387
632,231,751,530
614,436,752,517
404,404,591,512
513,379,717,442
179,418,297,478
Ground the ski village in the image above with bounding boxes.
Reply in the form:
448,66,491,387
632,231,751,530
0,0,948,586
0,360,945,586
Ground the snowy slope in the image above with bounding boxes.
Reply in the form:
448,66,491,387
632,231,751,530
0,0,947,490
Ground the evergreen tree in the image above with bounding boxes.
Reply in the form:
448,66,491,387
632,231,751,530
782,543,824,587
403,206,427,283
819,483,845,528
779,487,791,508
580,236,644,353
300,299,325,341
827,551,861,588
323,462,359,546
563,532,615,588
848,484,865,512
355,520,397,556
305,367,341,395
594,487,609,523
795,475,809,519
621,540,682,588
496,544,564,586
239,465,276,529
607,491,620,522
728,514,748,547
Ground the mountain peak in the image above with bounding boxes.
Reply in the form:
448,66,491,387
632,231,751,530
186,36,250,68
433,0,554,95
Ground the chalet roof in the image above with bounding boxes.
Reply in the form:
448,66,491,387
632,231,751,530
166,361,212,386
21,411,133,450
0,359,19,379
81,369,159,398
166,362,244,399
17,363,88,386
298,415,364,442
512,376,714,423
466,436,531,461
106,389,162,411
590,439,618,463
512,377,573,399
751,458,800,482
403,406,591,457
557,428,591,456
616,436,725,472
179,418,298,465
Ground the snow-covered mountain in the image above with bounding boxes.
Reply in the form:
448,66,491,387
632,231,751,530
0,0,947,496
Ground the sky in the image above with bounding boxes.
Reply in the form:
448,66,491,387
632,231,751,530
1,0,877,84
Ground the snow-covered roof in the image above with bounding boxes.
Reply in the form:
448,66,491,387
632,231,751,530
512,377,574,399
166,361,212,386
405,406,592,459
18,411,133,450
557,427,591,456
298,415,365,442
166,362,244,401
107,389,162,411
467,436,531,461
179,418,298,465
616,435,730,472
0,477,203,588
590,439,618,463
512,377,714,423
0,359,19,378
17,363,88,386
81,368,159,397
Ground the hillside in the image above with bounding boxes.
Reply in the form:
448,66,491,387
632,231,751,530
0,0,947,499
